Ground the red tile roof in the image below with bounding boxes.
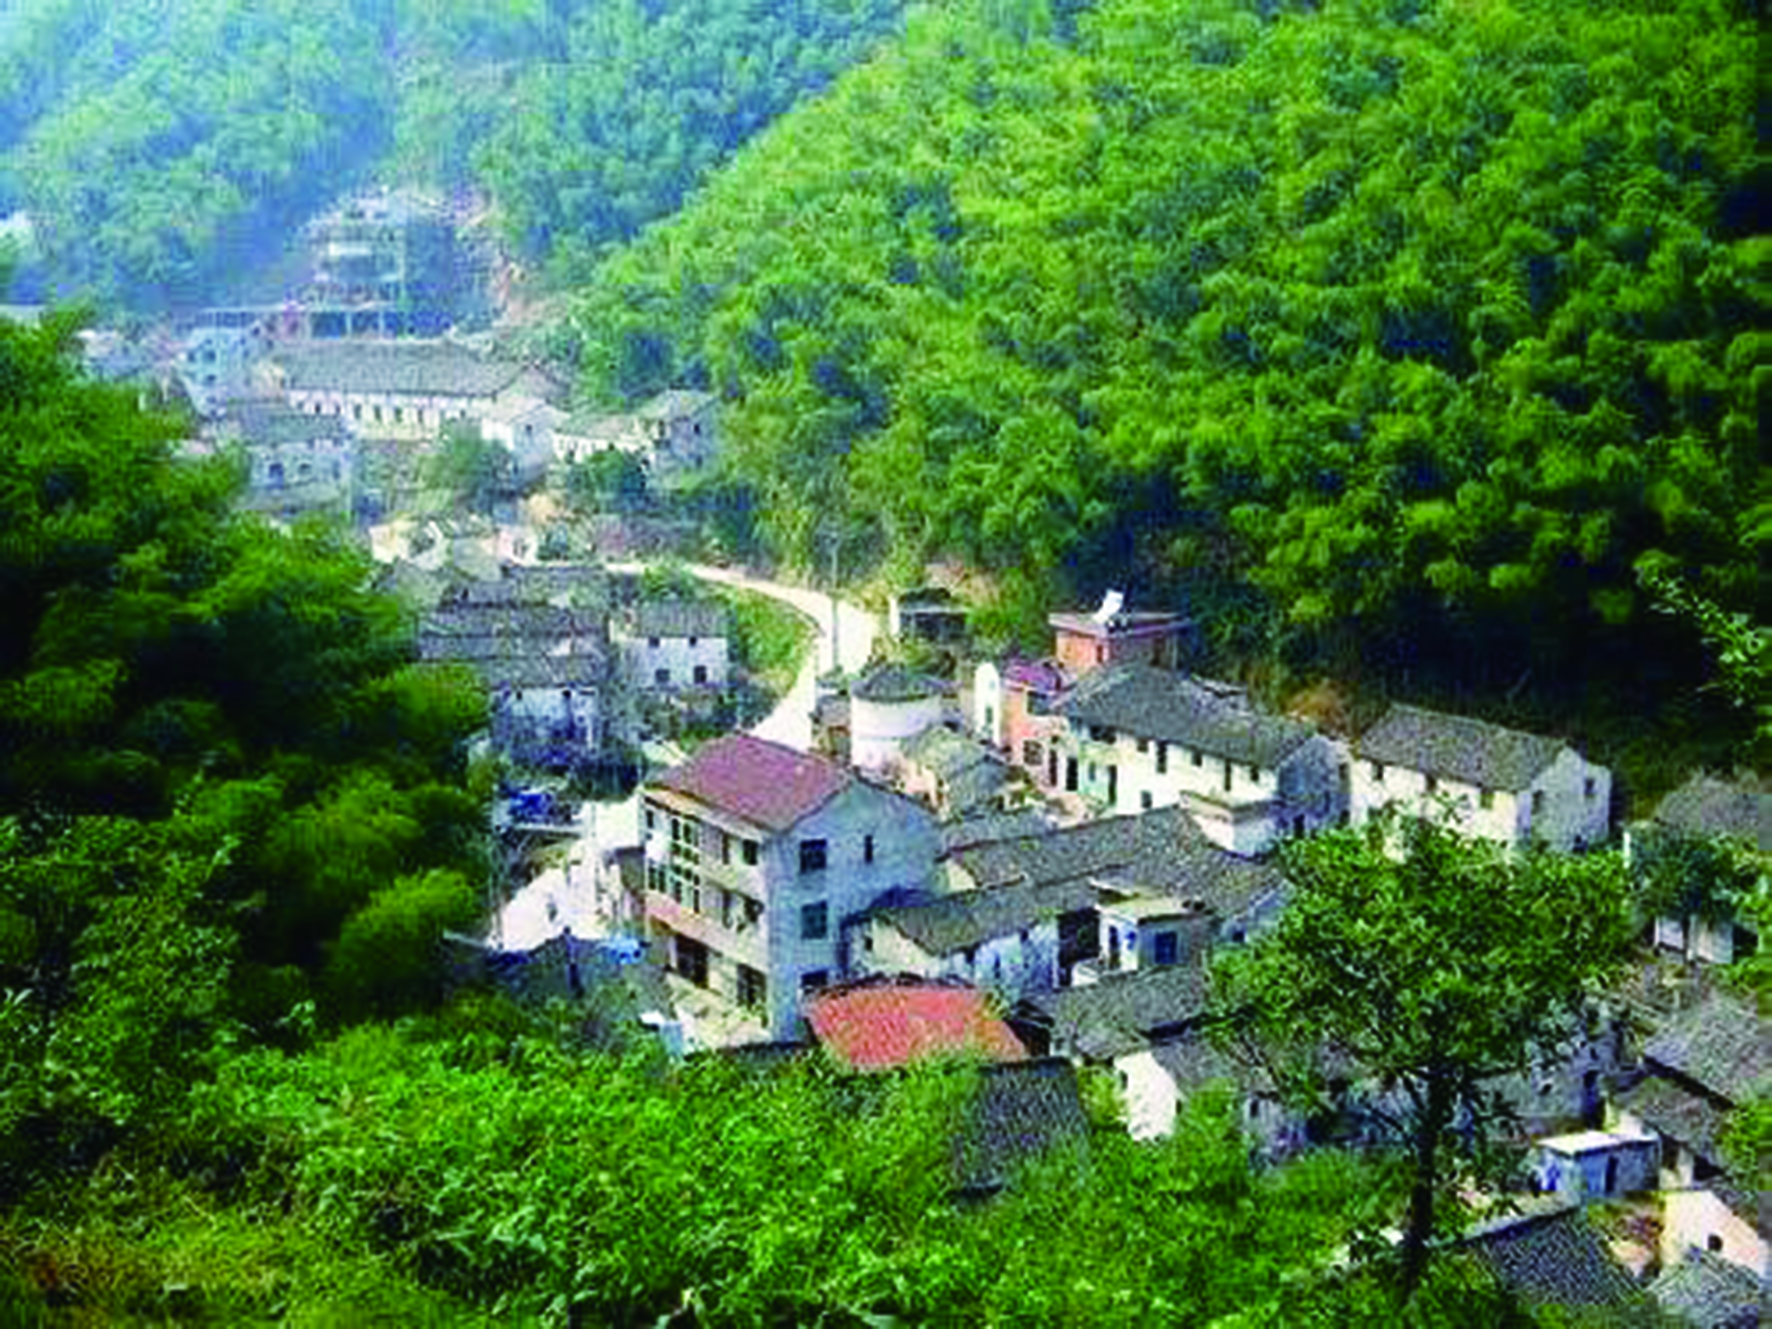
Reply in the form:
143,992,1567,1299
650,733,851,832
805,979,1027,1071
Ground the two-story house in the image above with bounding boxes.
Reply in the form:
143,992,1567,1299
1048,596,1193,675
1351,704,1611,852
641,734,940,1040
1626,773,1769,966
615,599,732,691
1051,664,1347,853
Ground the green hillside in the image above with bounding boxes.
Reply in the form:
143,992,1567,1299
0,0,906,308
570,0,1765,731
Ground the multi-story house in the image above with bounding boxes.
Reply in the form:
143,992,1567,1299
641,734,940,1040
1351,704,1611,852
1051,664,1347,853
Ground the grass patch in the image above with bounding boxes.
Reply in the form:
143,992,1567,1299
720,587,818,702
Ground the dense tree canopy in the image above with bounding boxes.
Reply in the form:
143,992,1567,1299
570,0,1764,716
0,317,487,1191
0,0,908,308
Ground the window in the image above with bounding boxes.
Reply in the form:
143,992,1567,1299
863,834,875,864
1156,742,1168,775
1153,931,1180,966
1140,791,1154,811
1584,777,1597,799
1248,765,1261,783
742,897,764,931
1479,788,1494,810
799,839,828,874
1223,760,1233,793
720,890,735,928
742,839,759,866
1707,1234,1723,1254
693,664,708,685
1023,739,1044,768
1425,775,1438,795
1191,748,1204,768
1370,761,1385,783
800,902,828,940
1136,737,1149,754
1096,643,1107,664
1089,724,1115,743
688,636,699,648
721,833,732,865
800,970,829,993
1531,789,1546,816
737,966,767,1010
654,668,670,686
647,636,660,649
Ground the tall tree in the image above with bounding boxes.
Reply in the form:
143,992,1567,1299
1214,814,1634,1301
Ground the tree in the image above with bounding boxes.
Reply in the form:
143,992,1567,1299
426,421,510,515
1214,814,1634,1302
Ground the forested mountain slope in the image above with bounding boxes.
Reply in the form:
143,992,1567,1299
571,0,1764,718
0,0,905,308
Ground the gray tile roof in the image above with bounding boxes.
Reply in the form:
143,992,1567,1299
418,602,609,689
1357,704,1571,791
274,340,535,398
636,388,716,420
942,760,1012,817
629,599,730,640
952,805,1286,924
1649,1248,1767,1329
226,401,345,447
939,810,1052,857
951,1058,1089,1197
1148,1028,1277,1096
1057,665,1315,768
1021,963,1215,1060
1462,1205,1648,1314
1616,1076,1726,1164
874,878,1099,957
851,662,946,703
1654,775,1772,852
1642,992,1772,1104
904,725,997,781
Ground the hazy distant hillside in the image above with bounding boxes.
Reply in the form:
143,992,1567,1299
571,0,1763,721
0,0,905,309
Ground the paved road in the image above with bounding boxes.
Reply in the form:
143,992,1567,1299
609,561,879,751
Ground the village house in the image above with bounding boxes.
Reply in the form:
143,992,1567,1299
973,657,1072,789
1657,1180,1769,1282
1351,704,1612,852
888,586,969,649
1611,991,1769,1192
852,877,1099,1000
478,397,567,489
898,725,1013,820
177,324,265,418
211,400,357,524
1048,593,1193,675
614,598,732,691
418,576,617,772
268,339,565,442
552,389,719,476
1050,664,1347,852
1528,1129,1660,1202
640,734,940,1041
1627,773,1769,967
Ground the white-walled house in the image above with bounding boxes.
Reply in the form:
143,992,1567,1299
270,340,565,441
641,734,940,1040
616,599,732,691
1051,665,1347,853
1351,704,1611,852
1626,773,1769,967
1659,1183,1769,1280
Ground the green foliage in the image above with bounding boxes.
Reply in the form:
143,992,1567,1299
1215,813,1634,1301
326,869,483,1022
571,0,1763,721
723,586,818,698
0,319,487,1191
564,447,648,515
0,0,910,309
426,423,511,516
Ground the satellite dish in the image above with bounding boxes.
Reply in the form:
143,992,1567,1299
1092,589,1125,624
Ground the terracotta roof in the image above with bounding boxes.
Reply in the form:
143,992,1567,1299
804,978,1026,1071
650,733,851,833
1058,664,1315,768
1357,704,1571,792
1654,774,1772,852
